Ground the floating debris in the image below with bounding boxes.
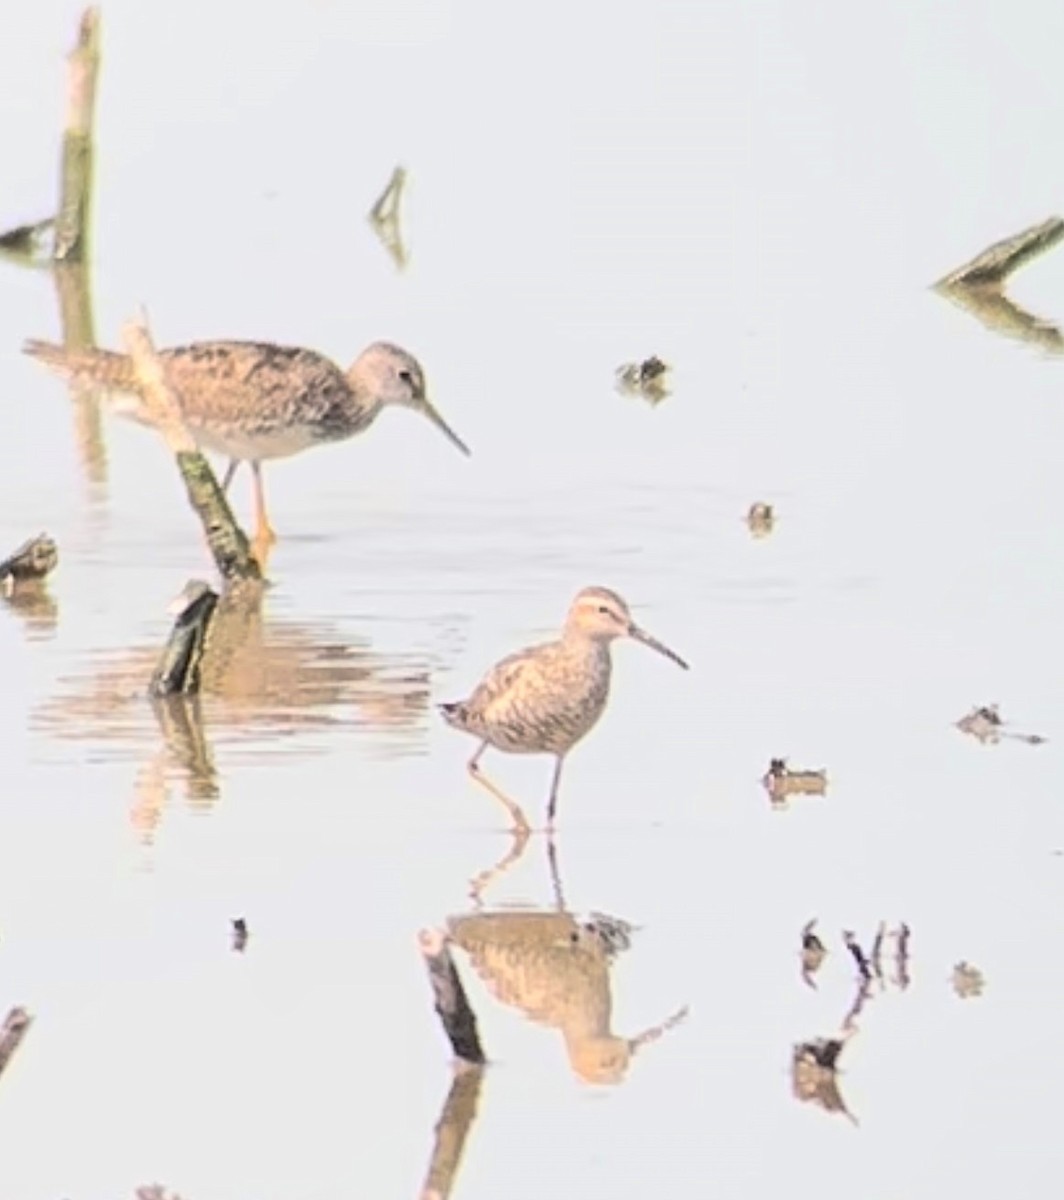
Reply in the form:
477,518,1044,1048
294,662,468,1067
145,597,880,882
368,164,409,270
0,533,58,597
955,704,1046,746
800,919,827,987
615,355,671,405
952,961,985,999
746,501,775,538
231,917,248,953
791,1035,857,1125
762,758,828,806
934,216,1064,354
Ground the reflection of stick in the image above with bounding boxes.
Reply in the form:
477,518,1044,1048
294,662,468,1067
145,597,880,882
870,921,886,982
0,1007,33,1083
419,928,486,1065
54,261,107,484
419,1061,485,1200
120,316,262,583
54,9,101,263
841,977,872,1033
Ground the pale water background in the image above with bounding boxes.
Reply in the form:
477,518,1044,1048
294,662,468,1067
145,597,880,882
1,1,1063,1197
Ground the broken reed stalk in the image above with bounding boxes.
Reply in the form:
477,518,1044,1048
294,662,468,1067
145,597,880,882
53,8,101,263
418,928,486,1065
0,1007,33,1082
119,318,262,583
935,216,1064,289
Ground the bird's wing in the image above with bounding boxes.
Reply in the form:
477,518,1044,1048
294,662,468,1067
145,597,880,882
466,642,559,718
161,342,350,433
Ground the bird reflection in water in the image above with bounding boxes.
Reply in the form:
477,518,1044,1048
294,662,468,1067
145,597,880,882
35,583,430,842
2,583,59,640
453,837,687,1086
417,838,688,1199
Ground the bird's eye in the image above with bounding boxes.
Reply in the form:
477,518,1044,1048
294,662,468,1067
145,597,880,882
598,605,611,616
398,369,414,385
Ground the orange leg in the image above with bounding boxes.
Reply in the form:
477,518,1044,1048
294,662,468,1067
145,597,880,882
250,461,278,560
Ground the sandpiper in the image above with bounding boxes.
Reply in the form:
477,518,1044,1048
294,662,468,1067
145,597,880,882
439,586,688,832
23,337,470,552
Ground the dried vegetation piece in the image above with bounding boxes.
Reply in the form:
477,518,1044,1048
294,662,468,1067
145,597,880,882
746,501,775,538
762,757,828,807
615,356,671,405
368,164,409,270
952,961,985,999
800,918,827,986
955,704,1047,746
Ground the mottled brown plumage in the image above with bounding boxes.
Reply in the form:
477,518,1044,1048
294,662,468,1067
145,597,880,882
23,336,470,548
440,586,688,831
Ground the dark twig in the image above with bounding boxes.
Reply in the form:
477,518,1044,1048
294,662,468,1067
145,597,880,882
894,923,912,990
231,918,248,953
843,930,872,982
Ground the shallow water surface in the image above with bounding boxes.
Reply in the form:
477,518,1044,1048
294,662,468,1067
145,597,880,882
1,1,1063,1198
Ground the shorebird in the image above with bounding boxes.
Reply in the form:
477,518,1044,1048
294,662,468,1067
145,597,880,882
22,337,470,552
439,586,688,832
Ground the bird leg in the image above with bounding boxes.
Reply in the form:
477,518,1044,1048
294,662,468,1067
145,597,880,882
250,461,278,561
221,458,239,492
467,742,531,835
546,756,566,833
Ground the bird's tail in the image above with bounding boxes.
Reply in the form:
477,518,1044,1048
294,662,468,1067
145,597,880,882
438,700,475,732
23,339,138,392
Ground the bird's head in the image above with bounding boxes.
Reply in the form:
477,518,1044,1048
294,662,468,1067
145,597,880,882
565,586,689,668
350,342,470,456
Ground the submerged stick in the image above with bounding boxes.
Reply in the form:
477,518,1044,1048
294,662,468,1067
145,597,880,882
120,317,262,583
418,928,486,1065
54,8,101,263
0,1007,33,1082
